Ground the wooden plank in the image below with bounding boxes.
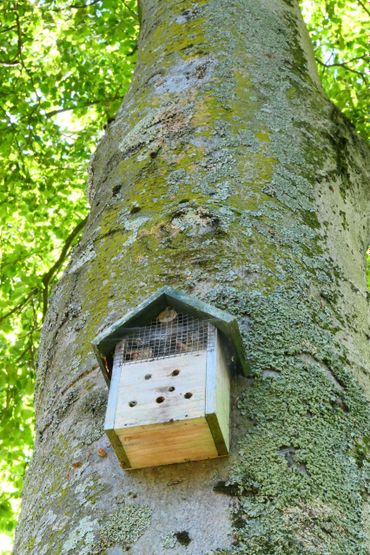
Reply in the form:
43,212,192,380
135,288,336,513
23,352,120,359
104,340,132,468
205,325,217,416
117,417,218,469
104,340,124,430
115,352,207,429
92,344,110,385
91,289,169,356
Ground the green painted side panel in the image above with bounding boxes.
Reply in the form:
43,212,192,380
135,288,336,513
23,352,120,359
205,412,229,456
105,428,131,469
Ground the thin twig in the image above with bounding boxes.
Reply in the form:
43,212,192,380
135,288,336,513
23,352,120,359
0,288,39,324
128,43,138,56
0,24,18,34
41,216,88,318
70,0,100,9
120,0,137,17
44,96,124,118
0,10,23,66
315,57,367,79
323,55,366,66
15,340,35,364
356,0,370,16
0,218,87,324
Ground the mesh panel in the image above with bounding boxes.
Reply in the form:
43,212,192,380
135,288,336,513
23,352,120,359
120,313,214,364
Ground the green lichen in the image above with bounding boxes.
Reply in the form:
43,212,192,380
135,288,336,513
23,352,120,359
96,503,151,551
161,532,177,549
62,516,97,555
24,538,36,551
206,286,369,554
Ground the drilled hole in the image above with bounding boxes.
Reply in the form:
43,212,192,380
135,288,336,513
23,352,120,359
156,396,165,404
184,392,193,399
168,386,175,392
128,401,137,407
171,369,180,376
144,374,152,380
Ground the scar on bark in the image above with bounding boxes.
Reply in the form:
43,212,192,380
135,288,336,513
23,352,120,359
299,353,345,391
279,446,310,477
175,531,191,546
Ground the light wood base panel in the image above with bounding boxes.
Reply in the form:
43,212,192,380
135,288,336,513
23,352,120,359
117,417,218,469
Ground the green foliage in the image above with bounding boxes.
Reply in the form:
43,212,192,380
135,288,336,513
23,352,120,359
0,0,138,545
300,0,368,138
0,0,368,548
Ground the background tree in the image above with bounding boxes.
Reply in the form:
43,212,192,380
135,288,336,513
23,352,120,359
301,0,368,138
0,3,368,552
0,0,138,546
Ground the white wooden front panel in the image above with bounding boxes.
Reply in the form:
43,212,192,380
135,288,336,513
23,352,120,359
104,341,124,430
115,351,207,429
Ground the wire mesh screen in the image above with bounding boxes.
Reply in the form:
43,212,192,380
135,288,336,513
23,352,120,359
120,312,214,364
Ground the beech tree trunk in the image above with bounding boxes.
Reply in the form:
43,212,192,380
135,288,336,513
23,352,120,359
15,1,370,554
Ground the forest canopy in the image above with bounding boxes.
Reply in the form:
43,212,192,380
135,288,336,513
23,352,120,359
0,0,368,549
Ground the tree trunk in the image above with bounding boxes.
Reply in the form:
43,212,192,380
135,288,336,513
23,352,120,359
15,1,370,554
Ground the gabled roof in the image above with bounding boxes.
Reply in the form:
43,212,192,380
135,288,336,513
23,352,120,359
92,286,249,383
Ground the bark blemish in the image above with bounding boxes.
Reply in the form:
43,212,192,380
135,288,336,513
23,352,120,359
299,353,345,391
175,530,191,546
213,480,239,496
278,446,311,477
262,369,281,379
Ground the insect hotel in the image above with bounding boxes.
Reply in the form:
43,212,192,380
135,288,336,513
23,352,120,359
92,287,248,469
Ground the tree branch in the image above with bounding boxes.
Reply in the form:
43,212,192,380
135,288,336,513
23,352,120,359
0,11,23,66
0,23,18,34
70,0,100,9
324,55,366,66
120,0,137,18
356,0,370,16
0,218,88,324
0,288,39,324
128,43,138,57
41,216,88,318
44,96,124,118
315,57,367,79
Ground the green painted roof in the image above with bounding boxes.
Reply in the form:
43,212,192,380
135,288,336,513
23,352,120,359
92,286,249,383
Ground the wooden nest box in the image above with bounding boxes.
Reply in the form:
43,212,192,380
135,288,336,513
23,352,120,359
92,287,248,469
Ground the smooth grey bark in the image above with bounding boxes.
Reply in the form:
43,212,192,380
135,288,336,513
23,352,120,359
15,1,370,554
